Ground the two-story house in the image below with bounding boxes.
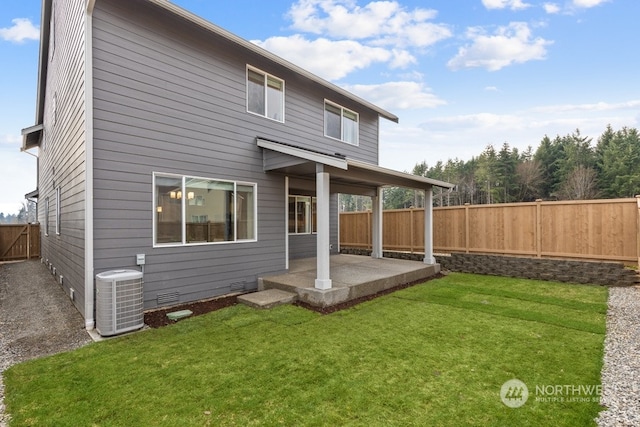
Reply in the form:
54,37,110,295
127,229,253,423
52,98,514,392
22,0,453,330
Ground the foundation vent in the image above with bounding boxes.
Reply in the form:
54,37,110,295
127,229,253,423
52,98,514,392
157,291,180,306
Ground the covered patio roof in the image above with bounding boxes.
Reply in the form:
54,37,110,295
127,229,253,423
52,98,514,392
257,138,455,195
258,137,452,291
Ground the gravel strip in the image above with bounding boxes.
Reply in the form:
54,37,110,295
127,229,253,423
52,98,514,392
0,261,92,427
596,285,640,427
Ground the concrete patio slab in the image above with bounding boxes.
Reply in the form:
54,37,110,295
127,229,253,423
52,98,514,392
260,254,440,307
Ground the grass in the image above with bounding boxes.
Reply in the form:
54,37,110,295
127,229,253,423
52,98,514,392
4,273,608,426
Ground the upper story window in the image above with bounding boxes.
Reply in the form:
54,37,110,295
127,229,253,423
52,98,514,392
324,100,359,145
247,66,284,122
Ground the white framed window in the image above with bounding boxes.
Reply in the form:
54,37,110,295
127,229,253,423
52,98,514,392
247,66,284,122
324,100,359,145
44,197,50,236
154,173,257,246
53,92,57,125
55,186,61,235
288,195,317,234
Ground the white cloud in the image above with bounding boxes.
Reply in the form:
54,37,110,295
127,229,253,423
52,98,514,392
253,1,452,83
0,134,21,146
254,35,391,81
376,99,638,171
482,0,531,11
287,0,451,48
0,18,39,43
530,100,640,114
485,86,499,92
543,3,561,13
389,49,417,68
420,112,525,132
447,22,553,71
344,81,446,110
546,0,610,14
572,0,610,8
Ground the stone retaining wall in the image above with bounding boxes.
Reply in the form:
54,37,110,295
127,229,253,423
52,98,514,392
340,248,639,286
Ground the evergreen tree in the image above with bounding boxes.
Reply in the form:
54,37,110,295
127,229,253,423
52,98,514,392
597,126,640,197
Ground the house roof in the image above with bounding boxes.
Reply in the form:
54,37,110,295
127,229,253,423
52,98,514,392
258,138,455,192
22,0,399,150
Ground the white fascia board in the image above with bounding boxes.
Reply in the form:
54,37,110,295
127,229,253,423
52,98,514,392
257,139,348,170
347,159,455,189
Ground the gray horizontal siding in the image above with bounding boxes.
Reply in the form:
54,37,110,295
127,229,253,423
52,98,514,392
91,0,383,309
39,0,87,316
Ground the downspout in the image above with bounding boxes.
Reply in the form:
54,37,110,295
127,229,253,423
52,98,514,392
84,0,96,330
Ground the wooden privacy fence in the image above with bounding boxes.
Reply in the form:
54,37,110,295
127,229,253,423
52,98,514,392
340,198,640,264
0,224,41,262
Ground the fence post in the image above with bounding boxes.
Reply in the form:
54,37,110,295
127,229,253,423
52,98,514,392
367,210,372,250
410,208,414,253
464,203,470,253
536,199,542,258
636,195,640,267
27,223,31,259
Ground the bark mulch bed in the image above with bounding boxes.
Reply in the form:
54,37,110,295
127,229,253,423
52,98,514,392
144,295,238,328
144,274,443,328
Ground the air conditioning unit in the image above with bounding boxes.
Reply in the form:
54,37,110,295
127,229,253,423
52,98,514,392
96,269,144,337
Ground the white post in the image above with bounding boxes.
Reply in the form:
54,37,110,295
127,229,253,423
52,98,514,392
424,187,436,265
315,164,332,289
371,186,383,258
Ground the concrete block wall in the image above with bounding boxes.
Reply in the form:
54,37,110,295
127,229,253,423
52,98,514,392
340,248,639,286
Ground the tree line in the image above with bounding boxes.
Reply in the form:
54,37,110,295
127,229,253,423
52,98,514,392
341,125,640,211
0,201,37,224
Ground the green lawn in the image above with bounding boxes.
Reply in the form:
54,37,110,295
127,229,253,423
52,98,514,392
4,273,608,426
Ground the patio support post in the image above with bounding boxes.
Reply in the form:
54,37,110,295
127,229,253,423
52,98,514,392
315,164,332,290
371,186,383,258
424,186,436,265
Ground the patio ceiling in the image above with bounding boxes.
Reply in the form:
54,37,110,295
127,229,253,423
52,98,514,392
257,138,455,195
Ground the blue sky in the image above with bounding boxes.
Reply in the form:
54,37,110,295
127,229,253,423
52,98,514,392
1,0,638,215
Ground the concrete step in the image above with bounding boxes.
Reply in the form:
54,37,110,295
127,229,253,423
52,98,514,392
238,289,297,309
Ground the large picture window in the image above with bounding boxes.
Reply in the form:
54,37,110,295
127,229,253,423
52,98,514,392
324,100,359,145
154,173,256,246
288,196,317,234
247,66,284,122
